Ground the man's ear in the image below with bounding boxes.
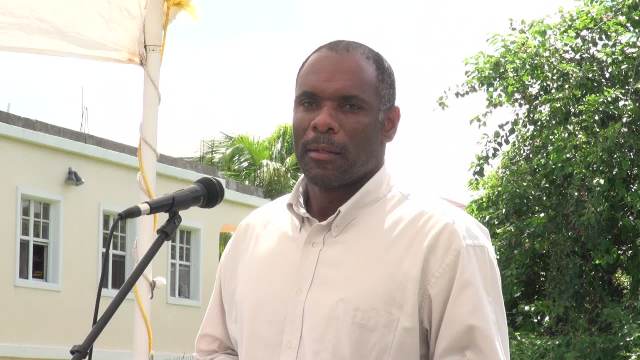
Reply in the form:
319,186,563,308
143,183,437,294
381,106,401,143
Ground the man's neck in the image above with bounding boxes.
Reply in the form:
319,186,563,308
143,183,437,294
303,169,379,222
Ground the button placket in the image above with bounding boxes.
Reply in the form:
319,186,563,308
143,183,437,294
279,224,325,360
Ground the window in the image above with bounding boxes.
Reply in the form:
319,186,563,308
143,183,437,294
101,213,129,290
19,199,51,280
16,189,62,290
168,226,201,304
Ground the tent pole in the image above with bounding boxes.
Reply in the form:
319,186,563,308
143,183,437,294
135,0,163,359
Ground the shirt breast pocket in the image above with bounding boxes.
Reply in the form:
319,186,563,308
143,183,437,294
329,301,399,360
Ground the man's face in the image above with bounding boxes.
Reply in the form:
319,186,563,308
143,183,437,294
293,50,390,189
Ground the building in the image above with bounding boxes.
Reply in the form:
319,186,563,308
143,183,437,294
0,111,267,359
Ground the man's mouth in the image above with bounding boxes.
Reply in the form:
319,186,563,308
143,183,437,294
306,144,341,153
305,145,342,160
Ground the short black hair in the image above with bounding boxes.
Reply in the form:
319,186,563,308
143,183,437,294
296,40,396,111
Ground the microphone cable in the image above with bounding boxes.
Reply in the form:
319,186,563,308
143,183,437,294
87,216,120,360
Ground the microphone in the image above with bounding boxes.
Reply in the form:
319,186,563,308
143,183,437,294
118,177,225,219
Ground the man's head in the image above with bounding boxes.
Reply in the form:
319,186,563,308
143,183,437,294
296,40,397,114
293,40,400,190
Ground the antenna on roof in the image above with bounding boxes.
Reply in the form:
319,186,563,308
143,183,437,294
80,87,89,140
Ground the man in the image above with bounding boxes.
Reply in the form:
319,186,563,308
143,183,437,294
195,40,509,359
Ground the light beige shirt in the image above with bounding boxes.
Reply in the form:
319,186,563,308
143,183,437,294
195,166,509,359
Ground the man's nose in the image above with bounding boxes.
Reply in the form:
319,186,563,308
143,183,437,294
311,105,339,134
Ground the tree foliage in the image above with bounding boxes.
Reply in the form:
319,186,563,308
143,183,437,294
442,0,640,357
200,124,300,199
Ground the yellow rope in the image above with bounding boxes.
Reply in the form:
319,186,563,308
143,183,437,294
133,285,154,355
137,139,159,231
161,0,197,59
136,135,158,356
134,2,197,355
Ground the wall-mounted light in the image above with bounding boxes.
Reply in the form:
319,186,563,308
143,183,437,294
65,167,85,186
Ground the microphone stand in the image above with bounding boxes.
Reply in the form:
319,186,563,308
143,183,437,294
70,211,182,360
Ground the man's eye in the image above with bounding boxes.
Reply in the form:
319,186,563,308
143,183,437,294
341,103,362,112
300,99,317,109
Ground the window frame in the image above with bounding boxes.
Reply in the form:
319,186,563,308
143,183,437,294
98,204,135,298
15,187,63,291
166,221,202,306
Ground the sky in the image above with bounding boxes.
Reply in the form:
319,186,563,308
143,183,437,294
0,0,577,203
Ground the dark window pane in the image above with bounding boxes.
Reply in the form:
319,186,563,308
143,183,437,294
119,235,126,252
119,220,126,234
111,235,119,251
42,203,50,220
170,263,176,297
178,264,190,299
170,243,176,260
101,252,110,289
103,232,108,249
112,254,125,289
103,214,110,231
32,243,48,280
179,230,185,245
34,201,42,219
185,231,191,246
22,199,30,217
185,246,191,262
19,240,29,279
33,220,41,238
21,218,29,237
42,222,49,240
179,245,184,261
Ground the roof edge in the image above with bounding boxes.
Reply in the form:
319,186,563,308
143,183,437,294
0,110,265,200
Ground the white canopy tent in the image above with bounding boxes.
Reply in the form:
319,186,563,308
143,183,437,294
0,0,190,358
0,0,145,64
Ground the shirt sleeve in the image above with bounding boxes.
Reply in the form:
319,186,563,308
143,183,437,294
424,222,510,360
194,263,238,360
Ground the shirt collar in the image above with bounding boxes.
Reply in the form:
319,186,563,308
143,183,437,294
286,178,306,229
286,165,393,236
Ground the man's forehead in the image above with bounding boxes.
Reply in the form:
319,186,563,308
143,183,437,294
302,49,375,74
296,50,378,94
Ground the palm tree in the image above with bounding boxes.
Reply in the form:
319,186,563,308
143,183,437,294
200,124,300,199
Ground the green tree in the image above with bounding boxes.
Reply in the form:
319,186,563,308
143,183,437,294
441,0,640,357
200,124,300,199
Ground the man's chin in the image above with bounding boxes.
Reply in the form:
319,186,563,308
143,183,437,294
303,169,347,190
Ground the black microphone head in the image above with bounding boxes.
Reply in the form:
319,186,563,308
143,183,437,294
195,177,225,209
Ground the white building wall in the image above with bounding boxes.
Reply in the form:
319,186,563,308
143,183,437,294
0,120,265,359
